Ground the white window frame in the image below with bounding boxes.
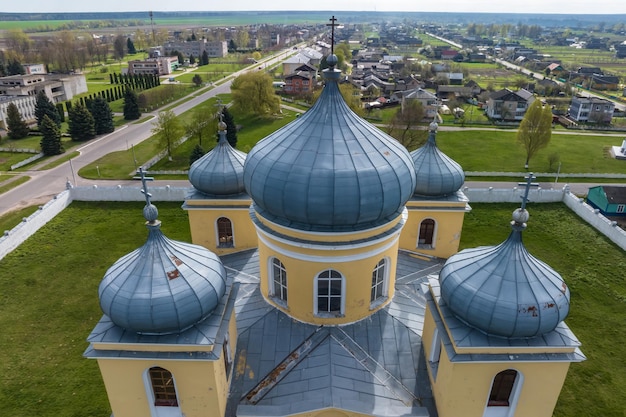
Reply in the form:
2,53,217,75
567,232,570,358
268,257,288,306
143,367,182,417
215,216,235,248
314,269,345,317
617,204,625,213
417,218,437,249
370,258,389,308
483,369,524,417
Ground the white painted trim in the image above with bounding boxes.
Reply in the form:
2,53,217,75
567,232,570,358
417,217,437,250
215,216,235,248
257,230,400,263
429,328,442,363
143,366,182,417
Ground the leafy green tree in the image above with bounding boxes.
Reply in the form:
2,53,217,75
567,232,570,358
126,37,136,54
517,99,553,168
6,102,30,139
186,106,213,147
200,50,209,66
189,144,205,166
228,39,237,52
123,88,141,120
34,90,61,128
39,115,63,156
192,73,203,87
113,34,126,61
68,104,96,141
152,110,182,158
90,96,115,135
230,71,280,116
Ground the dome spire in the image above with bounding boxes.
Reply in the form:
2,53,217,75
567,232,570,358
138,167,159,225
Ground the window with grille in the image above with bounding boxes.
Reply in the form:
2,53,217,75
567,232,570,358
217,217,234,247
149,367,178,407
418,219,435,249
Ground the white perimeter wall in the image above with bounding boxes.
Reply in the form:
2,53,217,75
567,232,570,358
1,184,624,261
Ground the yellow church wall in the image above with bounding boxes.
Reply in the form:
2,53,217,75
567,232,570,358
185,200,256,255
424,303,573,417
400,203,467,259
96,358,229,417
256,228,402,325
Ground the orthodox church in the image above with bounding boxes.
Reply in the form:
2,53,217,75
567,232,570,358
84,48,584,417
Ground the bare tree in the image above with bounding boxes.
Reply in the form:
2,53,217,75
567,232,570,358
386,99,427,151
152,110,182,159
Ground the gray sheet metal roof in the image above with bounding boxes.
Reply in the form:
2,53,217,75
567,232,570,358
98,214,227,335
411,122,465,197
439,209,570,338
243,67,416,231
222,249,438,417
188,128,247,196
427,278,584,363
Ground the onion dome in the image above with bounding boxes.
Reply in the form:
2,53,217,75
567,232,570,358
243,56,416,231
439,207,570,338
98,178,226,334
189,121,247,196
411,121,464,197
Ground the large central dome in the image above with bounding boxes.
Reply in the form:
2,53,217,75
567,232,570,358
243,63,416,231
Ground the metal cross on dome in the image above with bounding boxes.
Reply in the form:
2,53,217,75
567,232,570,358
138,167,154,206
327,15,339,55
518,173,539,210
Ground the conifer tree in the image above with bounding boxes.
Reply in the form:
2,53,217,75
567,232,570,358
34,90,61,128
201,50,209,66
6,102,30,139
90,96,115,134
68,104,96,141
221,107,238,148
127,37,137,54
123,88,141,120
189,144,205,166
40,115,63,155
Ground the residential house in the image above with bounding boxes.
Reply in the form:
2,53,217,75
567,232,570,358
546,63,566,77
568,96,614,124
576,66,603,77
441,49,459,60
615,44,626,59
283,53,318,77
591,74,620,91
587,186,626,216
486,88,535,121
283,71,314,95
436,85,474,101
397,87,438,119
468,53,486,63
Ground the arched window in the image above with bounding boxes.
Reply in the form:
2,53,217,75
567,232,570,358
418,219,436,249
370,259,387,304
484,369,523,417
148,367,178,407
315,269,344,316
270,258,287,304
217,217,234,248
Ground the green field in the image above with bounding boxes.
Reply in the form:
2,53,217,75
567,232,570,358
0,201,623,417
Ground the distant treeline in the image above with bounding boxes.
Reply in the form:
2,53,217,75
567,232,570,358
1,11,626,28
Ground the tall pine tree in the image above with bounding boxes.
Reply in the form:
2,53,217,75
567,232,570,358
221,107,238,148
123,88,141,120
40,115,63,155
68,104,96,141
34,91,61,128
6,102,30,139
90,96,115,134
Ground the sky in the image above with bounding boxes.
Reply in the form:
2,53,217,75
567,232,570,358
3,0,626,15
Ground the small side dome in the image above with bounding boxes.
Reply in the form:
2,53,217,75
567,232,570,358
189,129,247,196
411,122,464,197
439,208,570,338
98,179,227,334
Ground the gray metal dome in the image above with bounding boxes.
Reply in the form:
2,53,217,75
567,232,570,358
243,68,416,231
411,122,464,197
98,219,226,334
439,209,570,338
189,129,247,196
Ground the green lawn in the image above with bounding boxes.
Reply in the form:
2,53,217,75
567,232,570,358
0,201,623,417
